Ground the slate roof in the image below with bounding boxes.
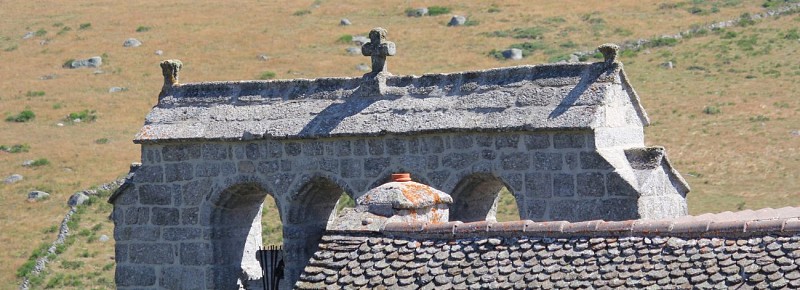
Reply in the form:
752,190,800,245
135,61,648,143
296,207,800,289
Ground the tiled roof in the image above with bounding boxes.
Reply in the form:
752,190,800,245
296,207,800,289
134,61,648,143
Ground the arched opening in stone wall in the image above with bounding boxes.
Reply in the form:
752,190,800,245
449,173,521,222
261,195,283,246
282,176,352,288
209,182,274,289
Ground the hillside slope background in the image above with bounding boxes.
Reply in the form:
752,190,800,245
1,0,798,288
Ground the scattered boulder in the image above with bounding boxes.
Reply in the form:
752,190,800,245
154,50,163,56
407,7,428,17
791,130,799,137
28,190,49,201
448,15,467,26
502,48,523,60
352,36,369,45
64,56,102,69
345,47,360,55
67,192,89,207
22,160,34,167
340,18,352,26
257,54,270,61
98,235,109,242
4,174,23,184
661,61,674,69
108,87,127,93
123,38,142,47
22,31,34,39
355,63,370,72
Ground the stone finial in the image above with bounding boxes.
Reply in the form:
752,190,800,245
160,59,182,88
356,173,452,224
598,43,619,64
361,27,396,74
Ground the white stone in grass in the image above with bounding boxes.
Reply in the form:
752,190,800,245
99,235,109,242
68,192,89,207
28,190,49,201
4,174,23,184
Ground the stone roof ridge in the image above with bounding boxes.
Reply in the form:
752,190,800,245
381,207,800,238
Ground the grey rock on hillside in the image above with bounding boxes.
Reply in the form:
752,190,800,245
4,174,23,184
123,38,142,47
340,18,351,26
407,7,428,17
64,57,102,69
68,192,89,207
28,190,49,201
448,15,467,26
503,48,522,60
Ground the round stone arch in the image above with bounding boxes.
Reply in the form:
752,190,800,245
446,172,521,222
203,175,279,289
281,172,356,288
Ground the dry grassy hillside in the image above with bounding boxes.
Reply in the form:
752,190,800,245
1,0,798,288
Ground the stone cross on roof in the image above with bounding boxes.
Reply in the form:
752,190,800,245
361,27,396,74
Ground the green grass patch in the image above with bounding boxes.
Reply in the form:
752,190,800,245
135,26,151,32
427,6,451,16
293,9,311,16
259,71,277,80
66,109,98,123
487,5,501,13
95,138,110,144
703,106,722,115
16,243,50,278
783,28,799,40
60,260,84,270
31,158,50,167
26,90,46,97
0,143,30,153
6,109,35,122
336,34,353,44
485,26,546,39
749,115,770,122
79,23,91,30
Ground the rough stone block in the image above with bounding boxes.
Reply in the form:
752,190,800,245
525,134,550,150
182,207,199,225
202,143,228,160
232,144,245,160
386,137,406,155
133,165,163,183
428,171,450,189
549,200,574,221
577,172,606,197
421,136,446,154
181,242,213,265
114,188,139,205
115,226,160,241
500,152,530,170
162,144,201,161
164,163,194,182
525,172,552,198
220,162,236,176
320,158,340,174
163,227,202,241
115,243,128,263
285,142,301,156
182,179,211,206
367,139,384,155
352,139,367,156
573,200,601,221
580,151,613,170
399,155,426,171
195,163,220,177
524,201,547,220
302,141,323,156
533,152,562,171
160,266,205,290
564,152,578,170
495,134,520,149
116,264,156,286
407,137,420,154
475,135,493,148
501,173,523,193
607,172,639,197
340,159,363,178
281,160,292,171
151,207,180,226
125,207,150,225
553,174,575,197
129,243,175,264
245,143,261,160
443,152,479,170
478,149,496,161
257,160,280,174
143,147,162,163
553,133,585,149
238,161,255,174
336,140,352,156
426,155,439,170
139,185,172,205
451,134,473,149
266,141,283,158
599,198,639,221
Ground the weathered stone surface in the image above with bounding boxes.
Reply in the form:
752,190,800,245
27,190,49,201
123,38,142,47
448,15,467,26
116,265,156,286
67,192,89,207
503,48,523,60
4,174,23,184
64,56,102,69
